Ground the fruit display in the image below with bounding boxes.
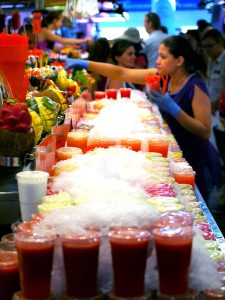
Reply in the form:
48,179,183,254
28,108,43,144
27,96,60,133
0,99,35,157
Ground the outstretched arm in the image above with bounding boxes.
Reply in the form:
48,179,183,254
88,61,157,85
42,29,93,45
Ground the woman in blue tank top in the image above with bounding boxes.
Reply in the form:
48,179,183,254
65,35,223,201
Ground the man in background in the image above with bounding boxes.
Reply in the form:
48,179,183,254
143,12,168,68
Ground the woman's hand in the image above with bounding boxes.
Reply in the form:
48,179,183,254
149,88,181,118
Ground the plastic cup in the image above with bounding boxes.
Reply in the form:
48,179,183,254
173,170,196,189
0,251,20,300
120,88,131,98
148,138,169,158
204,289,225,300
66,129,89,153
0,242,17,253
56,146,82,161
15,233,56,299
1,233,15,243
16,171,49,221
108,227,150,298
94,91,106,100
106,89,118,100
153,211,194,229
61,230,101,299
153,225,194,297
16,221,39,234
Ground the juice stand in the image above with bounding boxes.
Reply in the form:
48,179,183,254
0,39,225,299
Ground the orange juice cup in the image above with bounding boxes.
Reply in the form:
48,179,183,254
87,138,117,151
173,170,196,189
148,138,169,157
56,147,82,161
66,129,89,153
106,89,118,100
119,138,142,152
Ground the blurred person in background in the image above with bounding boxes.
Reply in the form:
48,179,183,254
117,27,148,69
144,12,168,68
197,19,213,39
18,24,36,49
106,39,137,89
37,10,93,51
88,37,111,96
201,29,225,172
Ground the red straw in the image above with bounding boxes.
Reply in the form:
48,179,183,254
161,75,169,95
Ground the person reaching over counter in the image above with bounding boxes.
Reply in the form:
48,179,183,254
65,35,223,202
37,10,93,51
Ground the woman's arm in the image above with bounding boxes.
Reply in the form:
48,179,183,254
88,61,157,85
41,28,92,45
176,85,211,139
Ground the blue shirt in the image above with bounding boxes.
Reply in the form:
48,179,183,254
144,30,168,68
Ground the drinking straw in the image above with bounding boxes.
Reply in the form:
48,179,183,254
161,75,169,95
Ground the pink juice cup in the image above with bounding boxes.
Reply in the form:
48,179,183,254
109,227,150,298
153,225,194,297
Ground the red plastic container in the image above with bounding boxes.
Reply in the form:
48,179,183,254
0,33,28,102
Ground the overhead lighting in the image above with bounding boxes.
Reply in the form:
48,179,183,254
0,4,26,9
92,14,126,23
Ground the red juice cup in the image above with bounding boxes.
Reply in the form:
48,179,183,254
62,230,101,299
106,89,118,100
109,227,150,298
120,88,131,98
66,129,89,153
0,252,20,300
94,91,106,100
153,225,194,297
173,170,196,189
15,233,56,299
